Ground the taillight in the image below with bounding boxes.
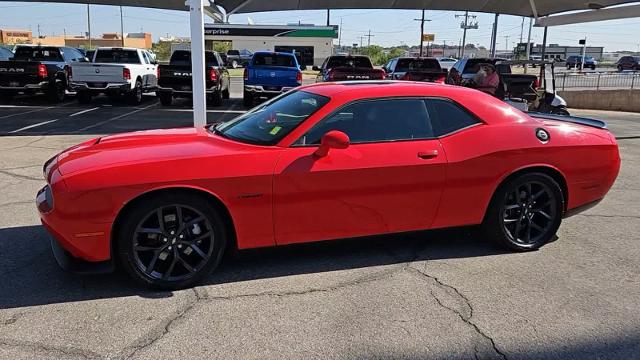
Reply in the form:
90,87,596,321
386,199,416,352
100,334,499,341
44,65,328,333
67,66,72,79
436,75,446,84
156,66,160,79
123,68,131,80
296,71,302,84
209,67,217,82
533,78,540,89
378,70,386,80
38,64,48,78
243,68,248,81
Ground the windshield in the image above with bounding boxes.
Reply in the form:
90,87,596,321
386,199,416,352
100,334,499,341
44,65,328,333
13,47,62,61
326,56,373,69
94,49,140,64
253,53,296,67
395,59,441,72
214,90,330,146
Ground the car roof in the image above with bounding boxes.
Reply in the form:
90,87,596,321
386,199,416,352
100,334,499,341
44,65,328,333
254,51,295,56
300,80,478,99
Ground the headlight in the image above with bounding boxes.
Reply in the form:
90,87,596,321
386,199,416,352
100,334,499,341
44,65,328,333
36,185,54,213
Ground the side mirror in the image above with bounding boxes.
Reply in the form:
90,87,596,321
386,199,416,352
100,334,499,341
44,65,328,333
312,65,320,71
314,130,350,157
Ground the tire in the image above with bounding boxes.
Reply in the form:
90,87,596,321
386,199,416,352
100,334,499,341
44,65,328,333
618,66,623,72
48,81,66,103
481,172,564,252
159,92,173,106
116,192,227,289
209,90,223,106
243,90,253,108
128,79,143,105
222,87,230,99
77,91,92,104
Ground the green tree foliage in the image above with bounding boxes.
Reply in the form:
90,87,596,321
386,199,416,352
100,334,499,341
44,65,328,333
152,41,172,62
359,45,407,65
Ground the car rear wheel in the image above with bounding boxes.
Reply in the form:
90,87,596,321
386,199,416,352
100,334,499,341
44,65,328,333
222,88,230,99
243,91,253,108
128,79,143,105
116,193,227,289
209,91,223,106
48,81,65,103
77,91,92,104
482,173,564,251
159,92,173,106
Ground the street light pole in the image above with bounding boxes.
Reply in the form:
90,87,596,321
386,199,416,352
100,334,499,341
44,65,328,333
120,6,125,47
86,4,91,49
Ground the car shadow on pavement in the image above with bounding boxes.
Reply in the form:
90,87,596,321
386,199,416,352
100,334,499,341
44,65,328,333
0,224,506,310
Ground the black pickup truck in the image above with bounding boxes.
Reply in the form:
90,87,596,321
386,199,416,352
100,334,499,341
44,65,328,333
313,55,386,82
157,50,230,106
449,58,538,99
0,45,87,102
383,57,448,83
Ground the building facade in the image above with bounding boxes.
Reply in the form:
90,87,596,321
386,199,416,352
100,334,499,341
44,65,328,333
0,29,32,45
529,43,604,61
203,24,338,66
1,29,152,49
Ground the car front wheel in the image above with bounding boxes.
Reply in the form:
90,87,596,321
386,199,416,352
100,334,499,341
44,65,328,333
116,193,227,289
482,173,564,251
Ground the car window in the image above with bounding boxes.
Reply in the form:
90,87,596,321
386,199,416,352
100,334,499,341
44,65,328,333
424,99,480,137
297,98,433,145
395,59,441,72
13,47,63,61
214,90,329,146
326,56,373,69
94,49,141,64
252,53,296,67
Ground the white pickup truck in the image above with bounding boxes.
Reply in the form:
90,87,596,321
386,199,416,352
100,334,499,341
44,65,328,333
69,47,157,104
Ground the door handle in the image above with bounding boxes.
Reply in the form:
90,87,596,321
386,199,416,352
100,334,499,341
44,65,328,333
417,150,439,159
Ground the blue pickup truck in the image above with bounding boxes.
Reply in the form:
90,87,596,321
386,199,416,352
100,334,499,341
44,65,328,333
243,51,302,107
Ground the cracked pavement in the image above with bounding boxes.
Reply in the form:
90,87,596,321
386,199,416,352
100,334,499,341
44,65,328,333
1,109,639,359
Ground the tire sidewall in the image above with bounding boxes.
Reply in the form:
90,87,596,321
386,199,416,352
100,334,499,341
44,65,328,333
116,193,227,289
484,173,564,251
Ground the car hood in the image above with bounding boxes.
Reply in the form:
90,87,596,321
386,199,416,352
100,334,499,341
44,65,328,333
52,127,254,177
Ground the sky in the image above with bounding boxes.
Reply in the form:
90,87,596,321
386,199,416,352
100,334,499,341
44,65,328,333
1,2,640,52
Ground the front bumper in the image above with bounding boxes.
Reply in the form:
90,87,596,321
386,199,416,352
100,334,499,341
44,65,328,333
48,229,114,274
0,81,49,91
244,85,296,95
70,82,130,92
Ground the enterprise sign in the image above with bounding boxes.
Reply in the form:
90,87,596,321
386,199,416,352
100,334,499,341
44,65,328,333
204,26,338,38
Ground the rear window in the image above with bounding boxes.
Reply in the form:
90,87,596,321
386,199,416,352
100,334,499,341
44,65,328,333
395,59,441,72
170,51,219,66
326,56,373,69
462,59,493,74
94,49,140,64
13,47,62,61
252,53,296,67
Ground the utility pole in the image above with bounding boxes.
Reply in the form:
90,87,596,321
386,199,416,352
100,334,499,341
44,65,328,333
365,30,374,47
520,16,525,44
414,10,432,57
86,4,91,49
490,14,499,57
524,17,533,73
443,40,447,57
338,18,342,47
37,24,41,38
455,12,477,58
120,6,125,47
359,36,364,48
504,35,510,52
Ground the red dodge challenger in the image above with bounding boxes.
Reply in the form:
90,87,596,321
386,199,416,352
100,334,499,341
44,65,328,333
37,81,620,289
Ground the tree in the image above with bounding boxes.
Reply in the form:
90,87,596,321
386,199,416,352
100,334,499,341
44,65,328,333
360,45,387,65
152,42,172,62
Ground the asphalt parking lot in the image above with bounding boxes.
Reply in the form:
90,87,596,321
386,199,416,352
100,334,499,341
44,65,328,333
1,80,639,359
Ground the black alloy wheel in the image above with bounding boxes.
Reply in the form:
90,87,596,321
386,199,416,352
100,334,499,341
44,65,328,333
128,79,143,105
483,173,563,251
49,81,65,103
117,193,227,289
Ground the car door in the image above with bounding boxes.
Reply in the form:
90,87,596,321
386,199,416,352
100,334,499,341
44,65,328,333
140,51,155,88
273,97,447,245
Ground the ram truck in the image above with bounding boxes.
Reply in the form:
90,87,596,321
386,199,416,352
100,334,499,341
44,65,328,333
243,51,302,107
157,50,230,106
0,45,86,102
384,57,448,83
69,47,157,104
313,55,386,82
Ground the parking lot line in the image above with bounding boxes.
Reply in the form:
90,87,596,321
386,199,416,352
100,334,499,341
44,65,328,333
160,109,246,114
69,107,100,117
0,106,56,119
9,119,59,133
73,101,159,133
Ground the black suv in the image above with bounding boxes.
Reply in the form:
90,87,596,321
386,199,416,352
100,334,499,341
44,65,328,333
566,55,597,70
616,56,640,71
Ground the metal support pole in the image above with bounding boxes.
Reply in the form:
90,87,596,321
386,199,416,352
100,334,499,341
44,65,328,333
419,10,425,57
524,17,533,73
326,9,330,26
461,11,468,58
189,0,208,127
120,6,125,47
490,14,498,58
540,26,548,85
87,4,91,49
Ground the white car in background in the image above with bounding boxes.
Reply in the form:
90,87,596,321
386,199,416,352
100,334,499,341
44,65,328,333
69,47,158,104
436,57,457,70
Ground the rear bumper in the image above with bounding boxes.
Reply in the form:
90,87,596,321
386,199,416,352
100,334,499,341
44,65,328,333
157,85,219,95
0,81,49,91
564,198,602,218
70,82,131,92
244,85,296,95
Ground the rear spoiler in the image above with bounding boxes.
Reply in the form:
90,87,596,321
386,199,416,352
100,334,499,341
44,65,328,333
528,112,607,129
